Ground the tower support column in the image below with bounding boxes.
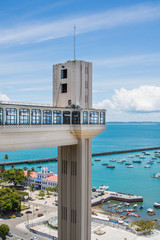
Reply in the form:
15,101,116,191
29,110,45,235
58,138,92,240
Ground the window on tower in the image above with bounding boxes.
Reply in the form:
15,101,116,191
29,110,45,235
61,83,67,93
61,69,67,79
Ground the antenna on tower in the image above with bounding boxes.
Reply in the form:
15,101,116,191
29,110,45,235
74,25,76,60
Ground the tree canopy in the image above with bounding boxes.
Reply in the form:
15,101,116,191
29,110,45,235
0,224,9,240
131,220,159,233
0,187,21,213
2,168,26,187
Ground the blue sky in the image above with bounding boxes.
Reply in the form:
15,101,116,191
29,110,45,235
0,0,160,121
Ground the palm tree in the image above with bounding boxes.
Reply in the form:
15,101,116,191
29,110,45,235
30,167,35,172
4,154,8,160
29,183,35,199
23,166,28,171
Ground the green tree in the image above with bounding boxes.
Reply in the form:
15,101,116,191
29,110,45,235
131,220,159,233
30,167,35,172
2,168,26,187
0,224,9,240
4,155,8,160
38,190,45,199
0,166,5,173
11,164,15,169
52,185,58,193
23,166,28,171
0,187,21,213
29,184,35,198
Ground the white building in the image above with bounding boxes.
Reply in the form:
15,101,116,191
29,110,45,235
24,167,57,190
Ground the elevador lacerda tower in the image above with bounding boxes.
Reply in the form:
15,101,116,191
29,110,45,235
0,60,106,240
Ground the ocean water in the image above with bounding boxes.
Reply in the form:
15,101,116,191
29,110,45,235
1,123,160,220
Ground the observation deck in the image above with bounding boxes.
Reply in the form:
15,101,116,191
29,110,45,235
0,101,106,152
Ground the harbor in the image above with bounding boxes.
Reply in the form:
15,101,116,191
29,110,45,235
91,190,143,207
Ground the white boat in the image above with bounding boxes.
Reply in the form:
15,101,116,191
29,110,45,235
124,202,130,207
94,158,101,161
144,165,151,168
98,185,109,191
128,155,134,158
144,152,150,155
139,156,146,159
110,159,116,162
147,160,154,164
134,204,138,208
153,201,160,208
152,173,160,178
127,165,133,168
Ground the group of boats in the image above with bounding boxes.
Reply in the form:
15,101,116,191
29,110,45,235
106,200,160,217
93,149,160,169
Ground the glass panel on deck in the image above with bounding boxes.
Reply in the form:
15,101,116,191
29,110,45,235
43,110,51,124
31,109,41,124
89,111,99,124
53,110,61,124
63,111,70,124
0,108,3,125
100,112,105,124
19,109,30,124
83,111,88,124
5,108,17,125
72,111,80,124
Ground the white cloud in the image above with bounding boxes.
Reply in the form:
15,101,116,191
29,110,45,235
94,85,160,113
0,3,160,45
0,92,10,101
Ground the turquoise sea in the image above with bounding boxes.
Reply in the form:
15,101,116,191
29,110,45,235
1,123,160,221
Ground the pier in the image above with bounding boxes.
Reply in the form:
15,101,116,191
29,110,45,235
91,191,143,207
0,146,160,166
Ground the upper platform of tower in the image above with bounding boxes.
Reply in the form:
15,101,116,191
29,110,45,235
0,60,106,152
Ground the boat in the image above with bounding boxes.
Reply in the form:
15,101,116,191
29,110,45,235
152,157,157,160
117,160,124,163
92,163,94,165
124,202,130,207
144,165,151,168
106,165,115,168
94,158,101,161
102,163,108,166
144,152,150,155
139,205,143,209
110,159,116,162
98,185,109,191
147,208,155,215
132,160,142,163
153,201,160,208
152,173,160,178
37,165,42,168
125,162,132,165
127,165,133,168
133,204,138,208
135,154,140,157
139,156,145,159
147,160,154,164
128,155,134,158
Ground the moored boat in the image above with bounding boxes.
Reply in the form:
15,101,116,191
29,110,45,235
147,208,155,215
107,165,115,168
102,163,108,166
144,165,151,168
94,158,101,161
127,165,133,168
132,160,142,163
153,201,160,208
